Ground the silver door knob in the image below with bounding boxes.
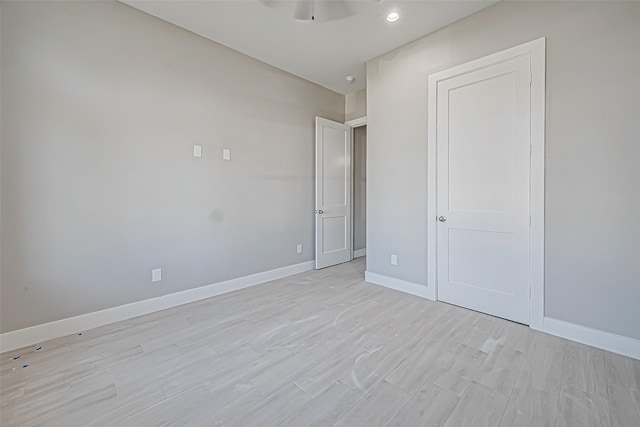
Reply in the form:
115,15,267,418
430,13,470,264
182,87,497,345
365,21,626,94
316,210,324,214
438,216,446,222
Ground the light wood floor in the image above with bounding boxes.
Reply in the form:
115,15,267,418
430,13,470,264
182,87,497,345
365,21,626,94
1,258,639,426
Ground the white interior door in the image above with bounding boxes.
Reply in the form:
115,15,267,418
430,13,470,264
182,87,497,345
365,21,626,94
315,117,352,269
436,55,531,324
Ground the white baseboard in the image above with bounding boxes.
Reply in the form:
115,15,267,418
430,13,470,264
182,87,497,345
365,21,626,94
354,248,366,258
0,261,315,354
365,271,434,300
543,317,640,360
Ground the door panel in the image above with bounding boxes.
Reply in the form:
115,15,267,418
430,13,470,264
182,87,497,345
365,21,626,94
315,117,352,269
448,228,520,295
436,55,531,324
448,74,516,214
321,217,347,252
321,127,348,206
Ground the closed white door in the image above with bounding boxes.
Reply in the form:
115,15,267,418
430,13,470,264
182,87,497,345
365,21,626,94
315,117,352,269
436,55,531,324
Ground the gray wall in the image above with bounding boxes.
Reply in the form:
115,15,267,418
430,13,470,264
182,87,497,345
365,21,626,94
0,1,344,333
353,126,366,251
367,1,640,339
345,89,367,122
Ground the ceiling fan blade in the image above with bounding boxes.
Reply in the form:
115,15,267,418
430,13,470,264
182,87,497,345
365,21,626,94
260,0,353,23
293,0,314,21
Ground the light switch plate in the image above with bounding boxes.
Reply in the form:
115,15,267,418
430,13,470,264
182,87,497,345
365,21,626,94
297,244,303,254
223,149,231,161
151,268,162,282
193,145,202,158
390,254,398,266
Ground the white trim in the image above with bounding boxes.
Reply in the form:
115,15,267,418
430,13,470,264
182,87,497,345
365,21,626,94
426,67,438,301
427,37,546,328
354,248,366,258
345,116,367,127
543,317,640,360
528,39,546,331
0,261,315,353
365,271,434,300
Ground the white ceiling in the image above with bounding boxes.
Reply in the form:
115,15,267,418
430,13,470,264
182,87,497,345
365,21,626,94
121,0,498,94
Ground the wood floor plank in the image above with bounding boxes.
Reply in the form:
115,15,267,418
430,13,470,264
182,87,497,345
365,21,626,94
293,343,368,398
515,331,566,393
385,338,448,395
275,381,362,427
304,386,364,427
461,313,507,353
474,344,526,396
389,382,459,427
0,380,26,403
249,313,326,353
443,381,509,427
608,383,640,427
249,343,330,396
86,387,166,427
629,356,640,391
495,321,534,354
65,370,119,426
1,383,71,426
108,344,181,397
499,386,558,427
333,380,410,427
390,299,434,325
348,318,409,353
340,340,409,394
431,343,488,397
206,383,267,426
561,341,608,397
120,385,216,427
556,385,611,427
605,351,635,389
231,383,311,427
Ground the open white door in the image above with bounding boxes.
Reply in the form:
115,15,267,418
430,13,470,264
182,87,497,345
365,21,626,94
315,117,352,269
436,55,532,324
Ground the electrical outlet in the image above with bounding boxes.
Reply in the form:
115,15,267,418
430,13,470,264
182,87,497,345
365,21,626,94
223,149,231,160
193,145,202,157
297,244,303,254
151,268,162,282
390,254,398,266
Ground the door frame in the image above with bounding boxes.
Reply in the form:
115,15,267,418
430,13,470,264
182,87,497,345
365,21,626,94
426,38,546,330
345,116,367,260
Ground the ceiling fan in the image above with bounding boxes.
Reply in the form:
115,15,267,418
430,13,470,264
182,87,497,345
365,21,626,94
261,0,354,23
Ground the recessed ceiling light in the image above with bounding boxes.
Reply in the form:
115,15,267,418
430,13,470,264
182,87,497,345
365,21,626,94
387,12,400,22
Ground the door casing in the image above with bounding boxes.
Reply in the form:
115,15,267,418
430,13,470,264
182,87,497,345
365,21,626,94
346,116,367,261
426,38,546,330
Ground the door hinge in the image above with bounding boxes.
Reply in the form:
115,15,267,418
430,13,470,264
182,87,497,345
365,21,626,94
529,72,532,85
